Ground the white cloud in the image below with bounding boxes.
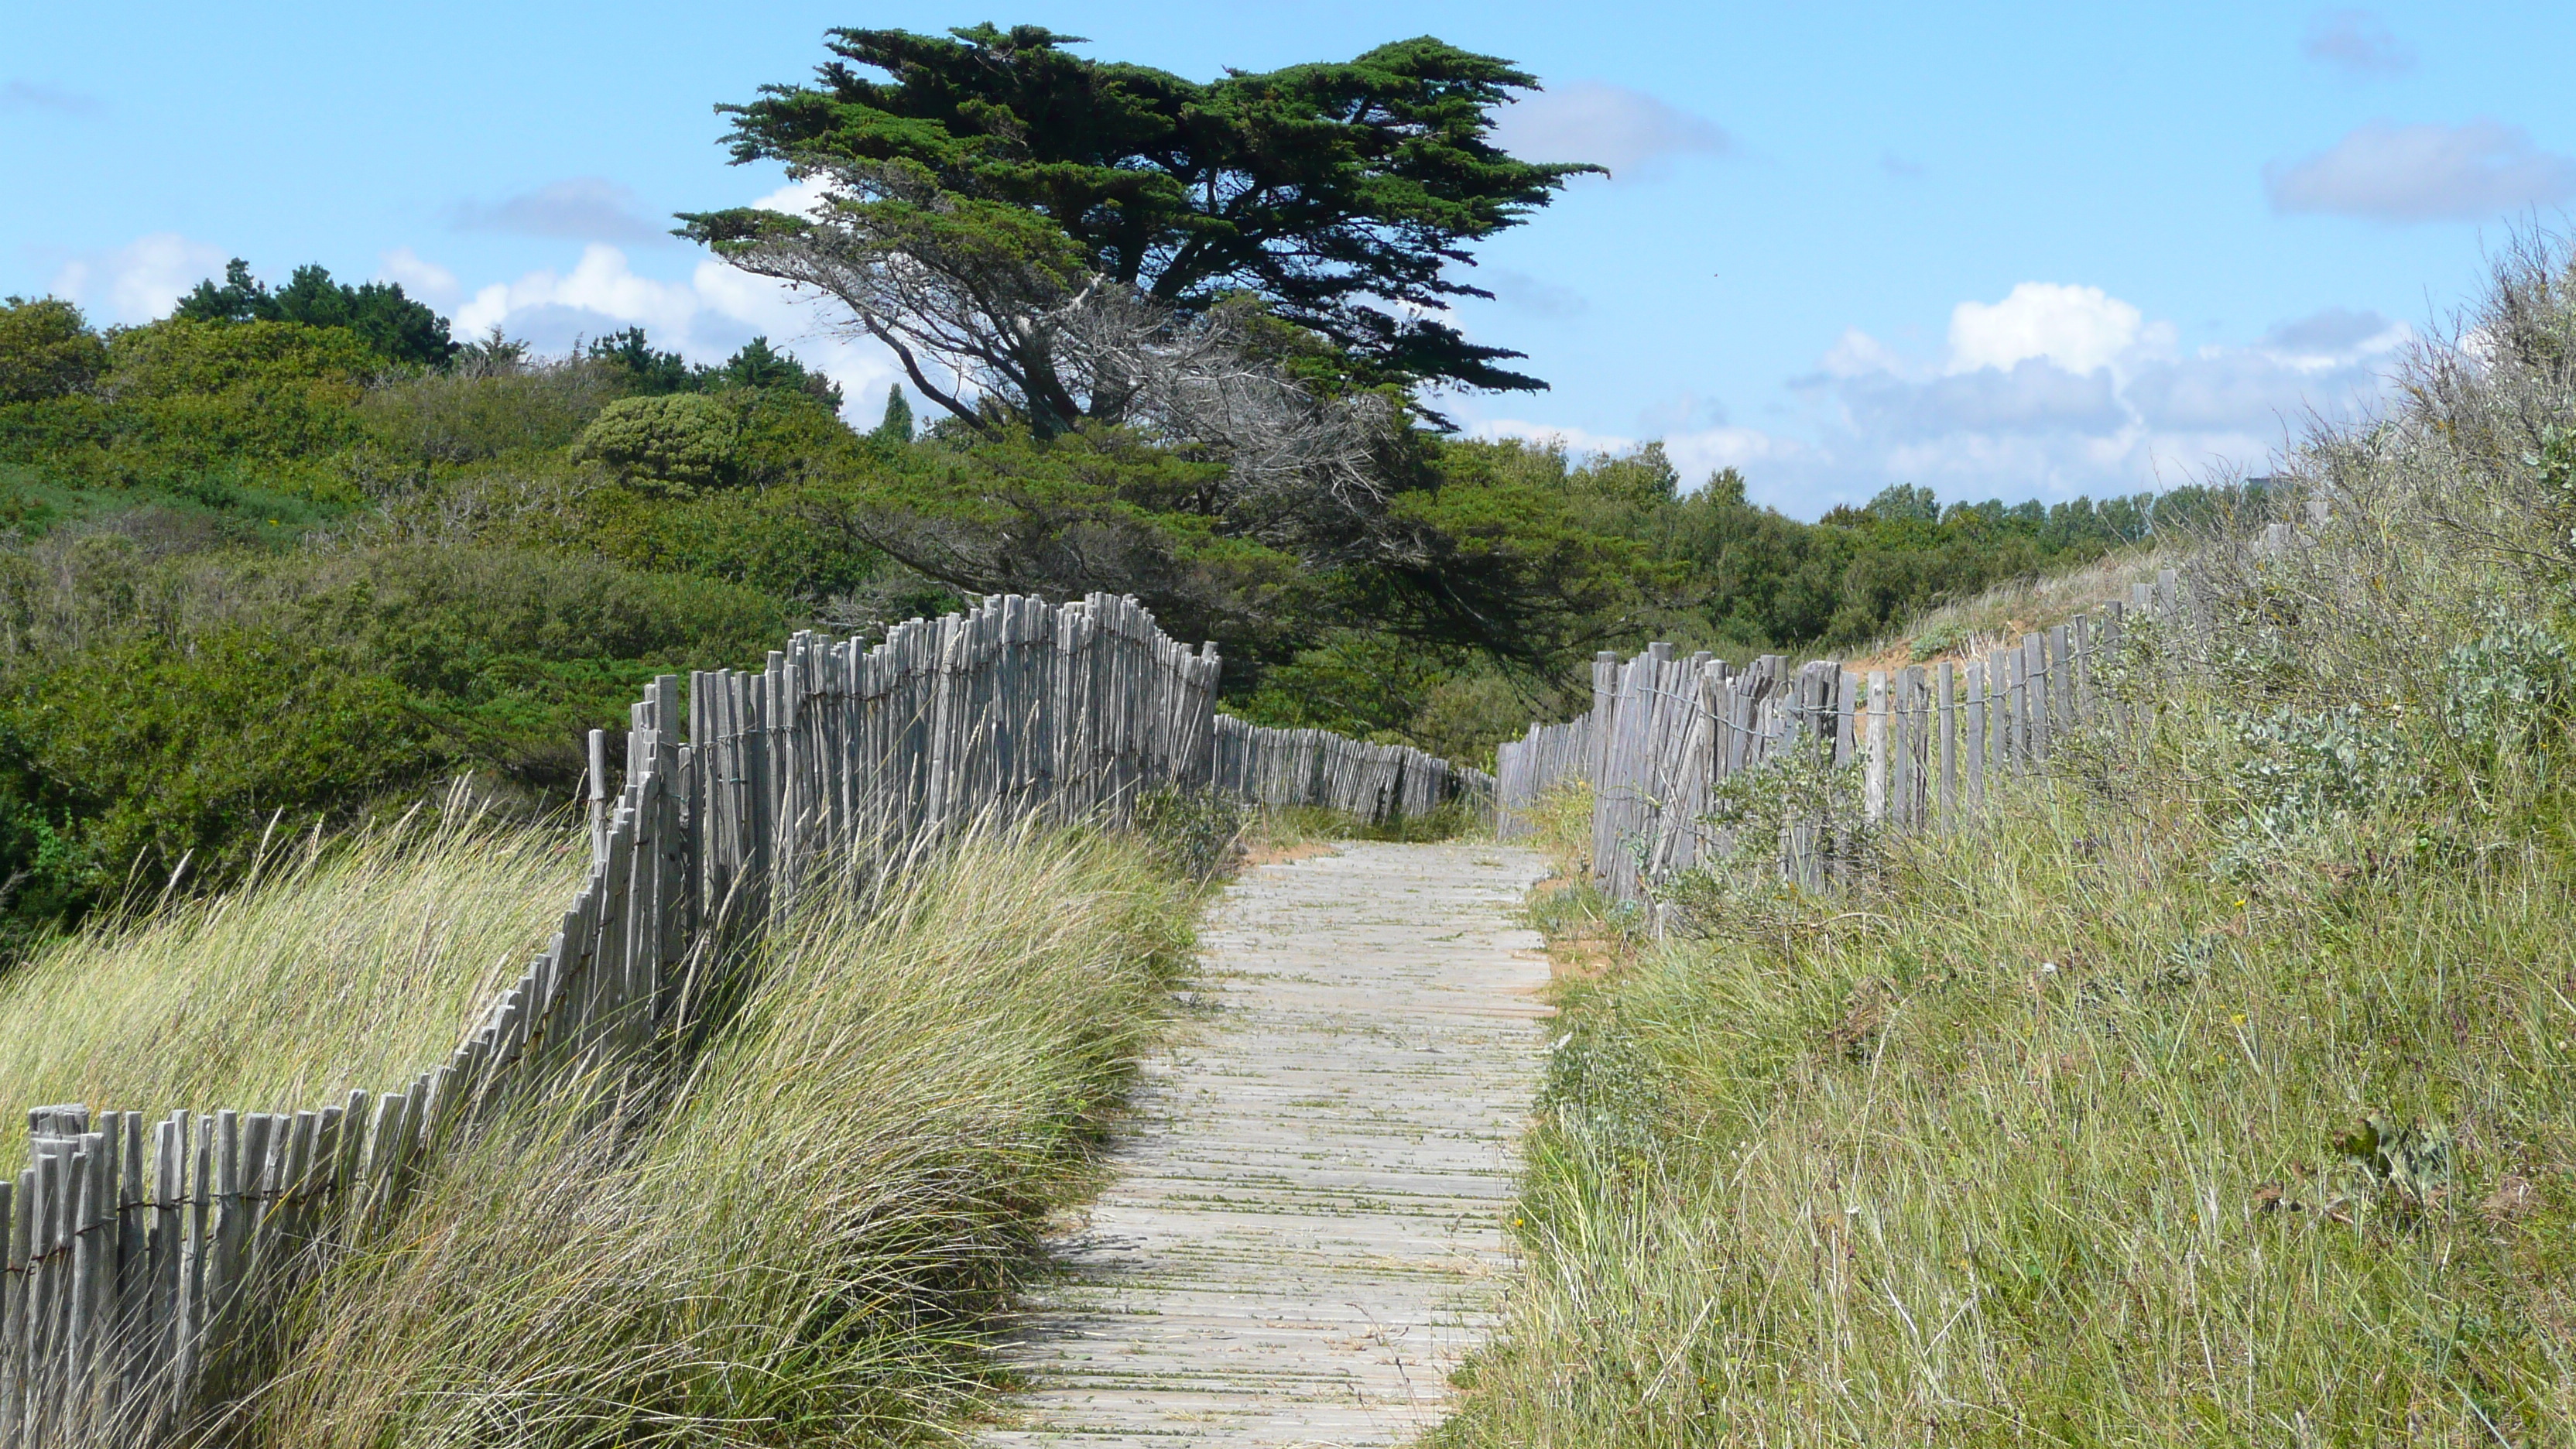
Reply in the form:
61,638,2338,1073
447,177,671,244
446,244,899,416
1762,291,2407,509
1662,426,1807,485
1844,361,2129,440
752,173,836,220
49,232,224,323
1489,80,1728,177
453,244,701,338
2266,120,2576,221
1944,283,2157,376
1477,290,2410,515
1822,327,1912,380
2302,9,2415,76
379,247,459,303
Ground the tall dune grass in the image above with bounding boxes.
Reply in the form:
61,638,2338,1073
1438,232,2576,1444
0,799,581,1162
223,821,1194,1447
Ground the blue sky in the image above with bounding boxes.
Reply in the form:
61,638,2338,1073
5,1,2568,516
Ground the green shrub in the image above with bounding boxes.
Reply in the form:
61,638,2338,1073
0,396,115,471
2440,612,2576,758
725,383,858,485
1134,786,1249,883
174,259,457,370
104,317,381,399
0,536,790,941
1,624,439,919
570,482,889,598
360,361,626,464
0,297,106,404
1908,618,1967,659
571,393,738,494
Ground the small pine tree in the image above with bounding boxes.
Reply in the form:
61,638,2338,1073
871,384,914,445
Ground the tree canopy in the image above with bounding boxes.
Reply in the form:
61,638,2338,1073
587,328,847,410
684,25,1595,430
0,297,105,404
177,259,458,369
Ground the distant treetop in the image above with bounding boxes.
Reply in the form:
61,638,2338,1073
586,327,844,411
176,259,458,369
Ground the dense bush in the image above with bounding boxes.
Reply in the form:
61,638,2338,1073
0,625,437,930
0,298,105,404
571,393,738,493
175,259,457,369
0,531,788,945
0,318,384,498
360,360,626,464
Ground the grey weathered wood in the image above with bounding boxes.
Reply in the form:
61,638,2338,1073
1875,670,1896,820
2072,613,2095,724
1937,662,1957,831
2020,632,2045,763
2048,624,2071,744
986,844,1548,1445
1965,660,1987,814
0,1173,17,1443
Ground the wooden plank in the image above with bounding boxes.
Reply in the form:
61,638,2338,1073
1937,661,1957,831
1889,669,1913,827
1875,670,1896,820
2023,632,2047,764
2001,646,2023,774
1835,670,1858,767
1965,660,1987,814
2072,614,2095,724
0,1173,15,1444
66,1145,93,1410
32,1153,57,1444
149,1116,182,1382
2047,624,2071,745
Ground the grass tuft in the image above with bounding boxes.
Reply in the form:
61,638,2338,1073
0,799,578,1162
223,820,1197,1447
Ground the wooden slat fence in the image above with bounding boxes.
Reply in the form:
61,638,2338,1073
0,587,1468,1446
1208,716,1494,824
1495,567,2192,899
1490,714,1592,841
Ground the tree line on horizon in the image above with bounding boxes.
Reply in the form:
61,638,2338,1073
0,22,2266,951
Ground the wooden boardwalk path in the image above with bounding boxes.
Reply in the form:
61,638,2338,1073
983,841,1553,1446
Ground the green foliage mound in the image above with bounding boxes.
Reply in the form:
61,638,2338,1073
572,392,740,494
0,298,104,404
